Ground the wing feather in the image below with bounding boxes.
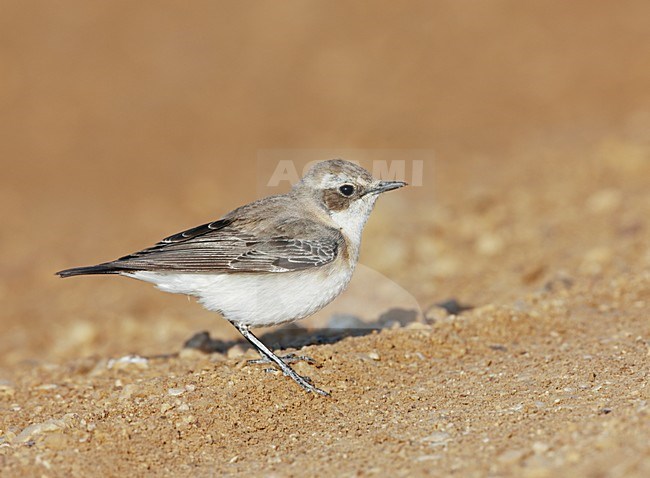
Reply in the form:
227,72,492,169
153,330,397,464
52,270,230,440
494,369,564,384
102,217,343,274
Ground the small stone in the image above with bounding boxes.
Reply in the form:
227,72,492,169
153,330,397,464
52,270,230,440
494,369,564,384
168,387,185,397
34,383,59,391
107,355,149,370
15,414,78,444
367,352,380,361
15,422,62,443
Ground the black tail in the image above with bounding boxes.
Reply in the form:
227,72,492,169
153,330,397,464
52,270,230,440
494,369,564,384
56,262,121,278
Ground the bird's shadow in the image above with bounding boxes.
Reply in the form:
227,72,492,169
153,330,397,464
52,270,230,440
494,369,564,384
179,300,472,355
181,307,418,355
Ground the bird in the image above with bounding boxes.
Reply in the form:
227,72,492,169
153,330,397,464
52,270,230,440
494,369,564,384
57,159,407,396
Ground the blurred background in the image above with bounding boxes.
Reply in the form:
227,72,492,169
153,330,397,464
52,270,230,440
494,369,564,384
2,0,649,369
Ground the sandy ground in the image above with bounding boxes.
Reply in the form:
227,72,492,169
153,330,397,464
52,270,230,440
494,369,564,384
1,1,650,477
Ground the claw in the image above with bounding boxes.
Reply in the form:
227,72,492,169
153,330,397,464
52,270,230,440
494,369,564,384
231,322,330,397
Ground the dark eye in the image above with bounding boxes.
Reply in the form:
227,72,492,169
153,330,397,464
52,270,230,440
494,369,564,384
338,184,355,197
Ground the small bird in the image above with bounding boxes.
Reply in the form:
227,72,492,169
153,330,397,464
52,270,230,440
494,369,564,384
57,159,406,396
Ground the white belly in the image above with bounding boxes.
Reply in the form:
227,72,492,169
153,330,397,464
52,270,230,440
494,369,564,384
127,265,354,327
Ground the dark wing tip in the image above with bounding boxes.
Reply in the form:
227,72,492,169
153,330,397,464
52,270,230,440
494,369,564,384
56,263,121,278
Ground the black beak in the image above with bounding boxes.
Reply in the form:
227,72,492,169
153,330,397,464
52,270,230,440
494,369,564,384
368,180,408,195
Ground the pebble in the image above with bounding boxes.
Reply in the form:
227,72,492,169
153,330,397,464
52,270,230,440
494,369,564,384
367,352,381,361
107,355,149,370
168,387,185,397
34,383,59,391
14,413,78,444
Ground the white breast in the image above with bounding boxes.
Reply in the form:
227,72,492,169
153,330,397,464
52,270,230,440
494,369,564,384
329,197,377,262
127,262,355,327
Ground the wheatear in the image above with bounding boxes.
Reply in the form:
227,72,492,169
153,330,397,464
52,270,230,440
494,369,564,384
57,159,406,396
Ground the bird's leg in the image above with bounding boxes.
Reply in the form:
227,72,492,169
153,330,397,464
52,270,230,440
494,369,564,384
231,322,329,397
247,353,316,365
248,353,317,376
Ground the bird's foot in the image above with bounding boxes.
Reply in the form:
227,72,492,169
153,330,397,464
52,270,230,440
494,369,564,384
247,353,317,366
291,373,330,396
247,354,329,396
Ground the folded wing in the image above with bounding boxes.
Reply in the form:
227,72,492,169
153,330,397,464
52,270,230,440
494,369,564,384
58,217,344,276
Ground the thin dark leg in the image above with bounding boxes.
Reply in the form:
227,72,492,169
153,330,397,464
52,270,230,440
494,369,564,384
248,353,316,365
231,322,329,397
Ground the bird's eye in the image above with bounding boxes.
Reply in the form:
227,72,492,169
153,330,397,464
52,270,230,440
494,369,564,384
338,184,355,197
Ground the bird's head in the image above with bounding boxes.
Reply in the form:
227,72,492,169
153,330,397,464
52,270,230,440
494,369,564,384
294,159,407,241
